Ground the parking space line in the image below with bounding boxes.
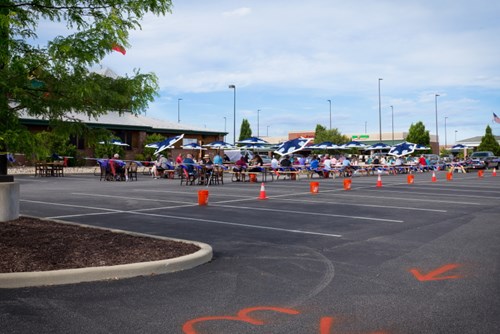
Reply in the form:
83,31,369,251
125,211,343,238
275,198,447,213
211,204,404,223
360,188,493,201
23,199,344,238
322,192,481,205
21,199,123,212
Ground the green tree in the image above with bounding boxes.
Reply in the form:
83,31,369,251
238,119,252,142
314,124,349,145
405,121,430,145
0,0,173,175
477,125,500,155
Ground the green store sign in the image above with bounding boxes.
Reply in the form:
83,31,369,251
352,135,370,139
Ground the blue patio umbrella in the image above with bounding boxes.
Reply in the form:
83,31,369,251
182,142,206,150
308,141,340,150
146,134,184,150
451,144,470,150
365,142,391,150
151,134,185,155
99,139,130,146
273,137,312,156
415,144,431,150
236,137,270,145
341,141,367,149
203,141,235,149
388,141,417,157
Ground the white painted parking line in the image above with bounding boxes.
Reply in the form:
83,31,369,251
126,211,343,238
72,192,197,205
21,199,123,212
275,198,447,213
211,204,404,223
23,199,344,238
360,188,495,201
323,193,481,205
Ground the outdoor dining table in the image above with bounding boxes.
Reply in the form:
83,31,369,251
34,162,64,177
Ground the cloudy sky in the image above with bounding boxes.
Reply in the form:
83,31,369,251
99,0,500,143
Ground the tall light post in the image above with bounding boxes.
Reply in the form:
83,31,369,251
390,105,394,145
223,116,227,141
267,125,270,137
257,109,260,137
327,99,332,129
365,121,367,134
228,85,236,144
177,98,182,123
378,78,383,141
435,94,440,151
444,116,448,148
455,130,458,144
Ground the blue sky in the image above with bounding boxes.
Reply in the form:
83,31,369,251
59,1,500,143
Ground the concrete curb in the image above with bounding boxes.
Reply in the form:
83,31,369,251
0,218,213,289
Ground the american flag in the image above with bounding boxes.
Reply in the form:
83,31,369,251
494,112,500,124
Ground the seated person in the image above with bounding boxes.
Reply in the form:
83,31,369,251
183,154,196,175
249,154,263,172
233,156,247,181
213,153,223,165
280,156,292,168
339,157,352,176
153,154,170,179
109,153,126,180
309,155,323,177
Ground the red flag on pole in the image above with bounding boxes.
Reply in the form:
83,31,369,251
112,44,126,55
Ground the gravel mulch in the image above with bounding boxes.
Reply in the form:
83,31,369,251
0,217,200,273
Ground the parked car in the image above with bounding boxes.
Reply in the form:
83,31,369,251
469,151,498,169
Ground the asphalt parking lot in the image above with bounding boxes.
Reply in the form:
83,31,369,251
1,171,499,334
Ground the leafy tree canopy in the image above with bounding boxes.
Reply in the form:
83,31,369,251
405,121,430,145
477,125,500,155
238,119,252,142
0,0,173,172
314,124,349,145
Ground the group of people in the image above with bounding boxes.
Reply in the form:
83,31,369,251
150,152,227,179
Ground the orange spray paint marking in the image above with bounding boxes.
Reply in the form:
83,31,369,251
320,316,335,334
182,306,300,334
410,264,461,282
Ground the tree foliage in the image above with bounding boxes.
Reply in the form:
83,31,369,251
238,119,252,142
0,0,173,172
405,121,430,145
477,125,500,155
314,124,349,145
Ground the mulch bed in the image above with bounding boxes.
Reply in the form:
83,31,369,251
0,217,200,273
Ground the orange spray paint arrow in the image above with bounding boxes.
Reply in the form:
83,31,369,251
410,264,461,281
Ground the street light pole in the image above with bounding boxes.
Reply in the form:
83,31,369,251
177,98,182,123
327,99,332,130
365,121,367,134
435,94,440,152
267,125,270,137
223,116,227,141
378,78,383,141
228,85,236,144
444,116,448,148
455,130,458,144
257,109,260,137
390,105,394,145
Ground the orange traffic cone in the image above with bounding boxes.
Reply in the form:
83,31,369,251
493,168,497,177
376,174,382,187
258,182,268,200
431,171,437,182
